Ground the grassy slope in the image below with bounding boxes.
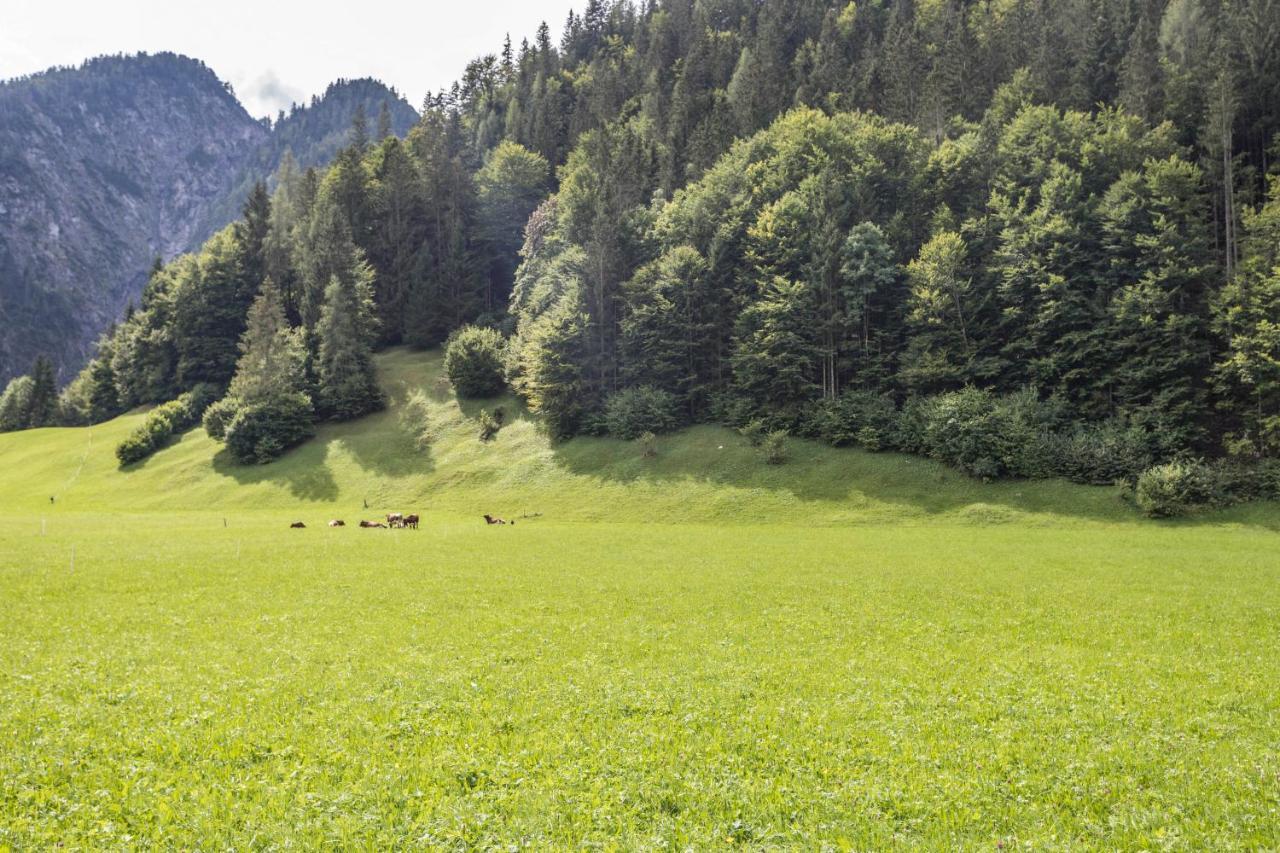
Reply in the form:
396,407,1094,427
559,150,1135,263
3,348,1280,847
2,347,1277,530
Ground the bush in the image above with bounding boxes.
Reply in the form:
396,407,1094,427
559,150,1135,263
1134,460,1222,518
478,406,505,442
224,393,316,464
116,385,218,467
1048,419,1156,485
739,419,767,447
807,390,900,450
638,431,657,458
912,387,1061,480
444,325,507,398
1201,459,1280,506
762,429,789,465
202,397,239,441
604,385,680,440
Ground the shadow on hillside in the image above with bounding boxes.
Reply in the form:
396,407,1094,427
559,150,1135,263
343,426,437,479
548,425,1280,529
211,446,340,501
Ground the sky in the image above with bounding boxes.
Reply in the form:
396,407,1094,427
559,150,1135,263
0,0,575,117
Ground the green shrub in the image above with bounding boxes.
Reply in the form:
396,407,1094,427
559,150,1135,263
116,385,218,467
1134,460,1222,518
638,431,658,458
1206,460,1280,506
444,325,507,398
202,397,239,441
739,419,767,447
807,390,900,450
604,386,680,440
478,407,505,442
1049,419,1155,485
224,393,316,464
895,397,930,455
762,429,789,465
912,387,1060,480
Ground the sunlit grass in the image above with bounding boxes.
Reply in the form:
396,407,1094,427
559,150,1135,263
1,349,1278,846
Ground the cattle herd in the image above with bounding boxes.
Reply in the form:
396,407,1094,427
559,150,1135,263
289,512,514,529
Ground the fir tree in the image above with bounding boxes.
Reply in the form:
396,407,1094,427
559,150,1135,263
315,273,384,421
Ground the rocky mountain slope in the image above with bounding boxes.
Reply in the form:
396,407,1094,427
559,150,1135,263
0,54,416,384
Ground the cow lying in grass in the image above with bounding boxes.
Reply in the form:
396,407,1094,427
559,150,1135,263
290,522,306,529
483,514,513,525
328,520,345,527
359,520,387,529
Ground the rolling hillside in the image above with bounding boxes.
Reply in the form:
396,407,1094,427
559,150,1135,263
3,347,1277,530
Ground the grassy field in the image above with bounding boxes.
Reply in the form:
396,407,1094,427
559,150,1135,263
2,349,1279,847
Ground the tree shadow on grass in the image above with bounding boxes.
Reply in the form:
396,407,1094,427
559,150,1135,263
210,444,340,502
549,424,1280,529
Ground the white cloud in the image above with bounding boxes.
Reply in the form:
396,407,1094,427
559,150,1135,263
244,70,305,118
0,0,573,117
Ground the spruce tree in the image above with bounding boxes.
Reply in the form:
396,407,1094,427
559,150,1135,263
227,278,308,406
26,356,59,427
316,273,384,421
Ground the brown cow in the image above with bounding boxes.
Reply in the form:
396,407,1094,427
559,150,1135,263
359,520,387,529
328,520,345,528
483,514,506,525
403,514,420,530
290,522,306,529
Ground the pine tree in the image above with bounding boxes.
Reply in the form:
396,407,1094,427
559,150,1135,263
26,356,59,427
86,350,120,423
377,101,393,141
315,273,384,421
236,181,272,294
476,141,550,309
227,278,308,406
731,277,821,418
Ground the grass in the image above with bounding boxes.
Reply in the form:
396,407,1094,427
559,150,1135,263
1,348,1279,847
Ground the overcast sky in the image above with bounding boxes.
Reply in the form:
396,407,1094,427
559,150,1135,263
0,0,575,117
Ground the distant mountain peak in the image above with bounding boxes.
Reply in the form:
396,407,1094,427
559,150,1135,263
0,53,418,383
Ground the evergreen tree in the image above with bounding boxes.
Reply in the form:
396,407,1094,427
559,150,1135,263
315,273,384,421
730,277,821,418
25,355,60,427
227,278,308,406
476,141,551,309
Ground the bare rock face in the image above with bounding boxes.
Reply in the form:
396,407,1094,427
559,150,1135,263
0,55,418,384
0,54,267,382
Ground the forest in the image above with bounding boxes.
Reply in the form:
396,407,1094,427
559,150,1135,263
3,0,1279,510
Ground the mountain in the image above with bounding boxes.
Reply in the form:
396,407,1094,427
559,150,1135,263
193,78,420,246
0,54,416,384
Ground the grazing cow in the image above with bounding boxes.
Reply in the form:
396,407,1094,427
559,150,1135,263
328,520,345,528
483,514,507,525
386,512,404,529
359,520,387,529
290,522,306,529
403,514,420,530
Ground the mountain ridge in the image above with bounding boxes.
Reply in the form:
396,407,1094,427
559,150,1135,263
0,53,417,384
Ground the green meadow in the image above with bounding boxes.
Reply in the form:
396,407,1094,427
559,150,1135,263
2,350,1278,847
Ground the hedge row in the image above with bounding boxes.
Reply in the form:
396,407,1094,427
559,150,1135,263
115,384,218,467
